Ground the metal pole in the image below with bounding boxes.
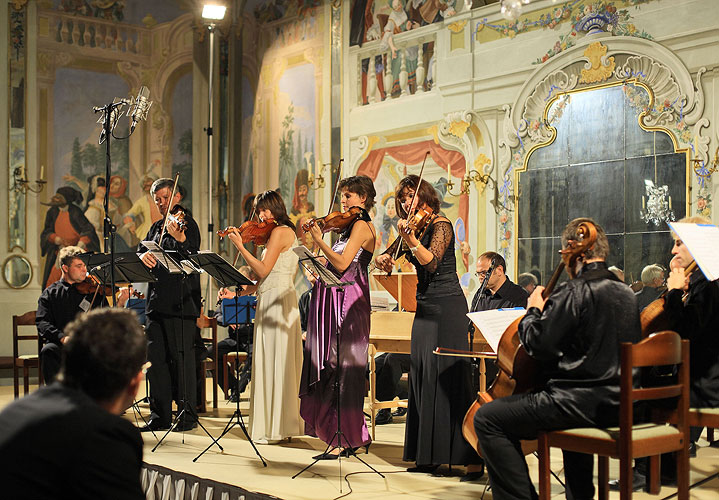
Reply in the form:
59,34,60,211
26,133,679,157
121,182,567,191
207,23,215,251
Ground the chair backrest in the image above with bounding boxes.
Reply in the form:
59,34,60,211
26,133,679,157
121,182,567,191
12,311,38,359
619,330,689,444
196,314,218,351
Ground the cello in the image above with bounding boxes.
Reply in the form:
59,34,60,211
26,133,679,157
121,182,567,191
461,221,598,456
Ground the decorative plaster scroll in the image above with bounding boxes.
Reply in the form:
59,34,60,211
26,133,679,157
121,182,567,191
436,110,493,178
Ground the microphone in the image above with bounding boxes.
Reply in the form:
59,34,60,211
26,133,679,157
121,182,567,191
129,86,152,133
96,98,130,144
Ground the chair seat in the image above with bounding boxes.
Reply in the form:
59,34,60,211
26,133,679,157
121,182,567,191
225,351,249,360
17,354,39,361
554,422,682,442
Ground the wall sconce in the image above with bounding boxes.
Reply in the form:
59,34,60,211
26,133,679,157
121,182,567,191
692,146,719,180
446,169,490,197
308,162,329,190
11,165,46,194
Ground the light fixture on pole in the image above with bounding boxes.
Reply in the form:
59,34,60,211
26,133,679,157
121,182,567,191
202,2,226,254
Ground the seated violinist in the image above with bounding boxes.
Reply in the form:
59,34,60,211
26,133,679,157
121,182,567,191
473,218,641,500
36,246,129,383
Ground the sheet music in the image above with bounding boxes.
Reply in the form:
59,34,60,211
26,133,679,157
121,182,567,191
293,246,348,287
140,241,183,274
467,307,526,353
668,222,719,281
180,259,203,275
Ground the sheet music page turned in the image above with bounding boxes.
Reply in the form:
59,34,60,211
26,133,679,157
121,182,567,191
466,308,526,353
140,241,183,274
668,222,719,282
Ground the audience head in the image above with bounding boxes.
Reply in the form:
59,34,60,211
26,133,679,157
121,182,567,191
60,308,147,414
517,272,538,294
476,252,507,293
608,266,625,282
641,264,665,287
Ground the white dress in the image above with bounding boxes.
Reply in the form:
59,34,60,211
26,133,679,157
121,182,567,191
249,241,304,442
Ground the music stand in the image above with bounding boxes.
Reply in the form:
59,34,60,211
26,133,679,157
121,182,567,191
187,252,266,465
139,247,218,452
292,246,385,489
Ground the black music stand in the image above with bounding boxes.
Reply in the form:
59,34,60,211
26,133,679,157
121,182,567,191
292,247,384,490
187,252,266,465
139,247,218,452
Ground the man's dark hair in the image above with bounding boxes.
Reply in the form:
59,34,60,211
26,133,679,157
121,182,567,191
561,217,609,260
338,175,377,210
61,308,147,402
479,251,506,274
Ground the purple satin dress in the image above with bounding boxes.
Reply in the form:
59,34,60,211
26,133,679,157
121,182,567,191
299,236,372,449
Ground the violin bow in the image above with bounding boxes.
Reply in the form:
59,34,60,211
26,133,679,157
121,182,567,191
393,151,430,262
232,206,257,268
313,158,343,256
158,172,181,247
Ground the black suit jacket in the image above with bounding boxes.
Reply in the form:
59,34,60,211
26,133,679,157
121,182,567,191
0,383,144,500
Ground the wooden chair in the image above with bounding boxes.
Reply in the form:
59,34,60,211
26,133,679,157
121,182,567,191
223,351,249,398
196,314,218,413
13,311,43,398
538,331,690,500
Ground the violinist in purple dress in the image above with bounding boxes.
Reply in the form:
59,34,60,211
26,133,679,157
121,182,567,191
299,175,377,459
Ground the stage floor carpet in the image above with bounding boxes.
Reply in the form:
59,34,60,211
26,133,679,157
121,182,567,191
3,382,719,499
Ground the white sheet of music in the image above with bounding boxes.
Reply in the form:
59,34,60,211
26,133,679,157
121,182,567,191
467,307,526,353
140,241,183,274
668,222,719,281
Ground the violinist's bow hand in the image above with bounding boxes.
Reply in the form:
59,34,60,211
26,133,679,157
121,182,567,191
375,254,395,273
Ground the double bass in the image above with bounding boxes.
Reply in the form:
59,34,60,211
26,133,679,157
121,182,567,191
461,221,598,455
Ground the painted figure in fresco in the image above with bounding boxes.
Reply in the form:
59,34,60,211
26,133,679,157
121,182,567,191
380,192,399,248
290,168,315,217
40,186,100,288
84,175,107,248
121,174,161,248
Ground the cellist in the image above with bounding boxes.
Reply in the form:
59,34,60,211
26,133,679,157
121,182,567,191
474,218,641,500
621,215,719,489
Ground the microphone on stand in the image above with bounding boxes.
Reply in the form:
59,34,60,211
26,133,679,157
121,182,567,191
128,86,153,133
96,97,130,144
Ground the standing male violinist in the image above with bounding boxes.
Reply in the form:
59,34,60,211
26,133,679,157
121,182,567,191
474,218,641,500
138,178,202,432
36,246,129,383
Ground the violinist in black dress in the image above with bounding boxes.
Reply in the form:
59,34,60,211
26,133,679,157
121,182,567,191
375,175,480,474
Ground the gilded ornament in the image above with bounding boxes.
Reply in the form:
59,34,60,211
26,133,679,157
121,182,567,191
448,20,468,34
11,0,28,11
474,154,491,170
448,120,470,138
579,42,615,84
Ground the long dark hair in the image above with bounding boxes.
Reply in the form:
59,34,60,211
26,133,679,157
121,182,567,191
394,174,440,218
254,190,295,231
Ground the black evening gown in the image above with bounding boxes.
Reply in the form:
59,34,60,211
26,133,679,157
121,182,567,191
401,219,480,466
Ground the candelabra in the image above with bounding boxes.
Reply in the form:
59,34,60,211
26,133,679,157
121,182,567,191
691,146,719,181
11,166,46,194
308,163,329,190
640,179,674,226
446,169,490,196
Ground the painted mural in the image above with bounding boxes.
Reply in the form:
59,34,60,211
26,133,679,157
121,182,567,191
36,1,193,286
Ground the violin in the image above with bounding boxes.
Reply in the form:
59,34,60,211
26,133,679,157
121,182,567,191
407,205,435,236
301,206,368,234
73,275,145,299
167,205,187,231
218,218,279,246
460,221,598,457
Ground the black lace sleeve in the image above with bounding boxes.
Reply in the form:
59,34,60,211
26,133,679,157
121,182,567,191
382,235,410,260
422,221,453,273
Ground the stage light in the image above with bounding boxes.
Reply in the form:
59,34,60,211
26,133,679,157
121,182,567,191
202,4,226,21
